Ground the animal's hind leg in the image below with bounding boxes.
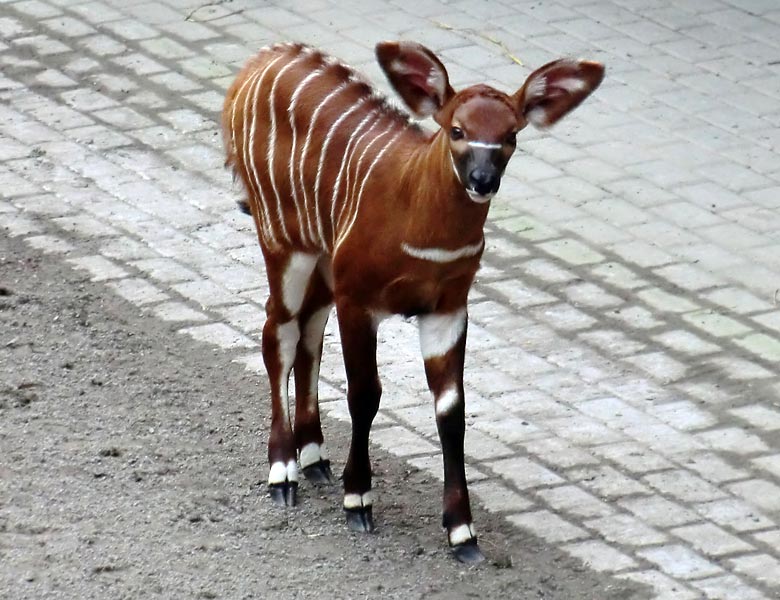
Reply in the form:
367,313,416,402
262,250,319,506
293,262,334,484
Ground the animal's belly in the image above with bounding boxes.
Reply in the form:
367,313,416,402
380,277,445,317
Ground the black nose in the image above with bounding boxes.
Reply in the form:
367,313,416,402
468,169,499,195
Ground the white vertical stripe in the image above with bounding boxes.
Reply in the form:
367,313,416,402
298,82,350,246
247,54,286,248
329,108,379,234
242,70,274,246
344,120,392,211
336,128,403,252
313,97,368,249
230,70,257,165
334,117,385,233
267,55,309,245
288,68,324,246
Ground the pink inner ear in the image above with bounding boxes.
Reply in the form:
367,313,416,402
400,54,435,91
406,71,432,94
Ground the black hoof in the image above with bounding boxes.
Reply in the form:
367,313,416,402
452,540,485,564
269,482,298,507
345,506,374,533
302,460,333,484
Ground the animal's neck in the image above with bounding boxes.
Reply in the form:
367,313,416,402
401,130,490,247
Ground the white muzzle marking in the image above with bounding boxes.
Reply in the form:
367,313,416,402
466,189,494,204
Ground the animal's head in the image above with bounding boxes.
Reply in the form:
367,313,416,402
376,41,604,203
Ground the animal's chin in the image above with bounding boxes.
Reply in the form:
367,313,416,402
466,189,494,204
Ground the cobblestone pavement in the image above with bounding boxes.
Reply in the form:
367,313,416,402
1,0,780,597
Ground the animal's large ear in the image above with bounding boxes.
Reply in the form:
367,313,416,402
375,41,455,119
513,59,604,128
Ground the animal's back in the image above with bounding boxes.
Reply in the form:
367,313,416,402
223,43,419,254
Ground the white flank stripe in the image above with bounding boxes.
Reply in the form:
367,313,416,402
418,308,467,360
267,55,308,245
336,128,403,251
345,120,392,204
435,386,460,417
288,68,324,246
230,70,257,164
467,141,502,150
331,109,380,233
313,97,368,248
299,82,350,245
401,238,484,263
336,120,389,234
244,70,277,246
247,55,286,247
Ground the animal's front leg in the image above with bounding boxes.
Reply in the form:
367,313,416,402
336,300,382,533
419,308,484,564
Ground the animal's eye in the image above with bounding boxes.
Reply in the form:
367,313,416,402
505,131,517,145
450,126,464,141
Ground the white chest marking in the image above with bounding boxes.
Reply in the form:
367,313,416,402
419,308,467,360
401,239,484,263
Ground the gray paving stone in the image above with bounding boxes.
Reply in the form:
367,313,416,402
507,510,588,544
698,576,770,600
564,540,637,573
637,544,722,580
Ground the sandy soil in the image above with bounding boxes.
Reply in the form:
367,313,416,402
0,231,649,599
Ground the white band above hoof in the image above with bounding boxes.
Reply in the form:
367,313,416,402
299,442,328,470
448,523,477,546
343,491,374,510
268,460,299,485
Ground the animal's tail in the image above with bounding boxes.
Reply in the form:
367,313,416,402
236,200,251,215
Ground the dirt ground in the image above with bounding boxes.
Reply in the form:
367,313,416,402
0,231,649,599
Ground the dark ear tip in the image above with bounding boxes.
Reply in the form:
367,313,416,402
581,60,606,86
375,41,398,63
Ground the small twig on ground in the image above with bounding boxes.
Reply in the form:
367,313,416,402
432,21,524,66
